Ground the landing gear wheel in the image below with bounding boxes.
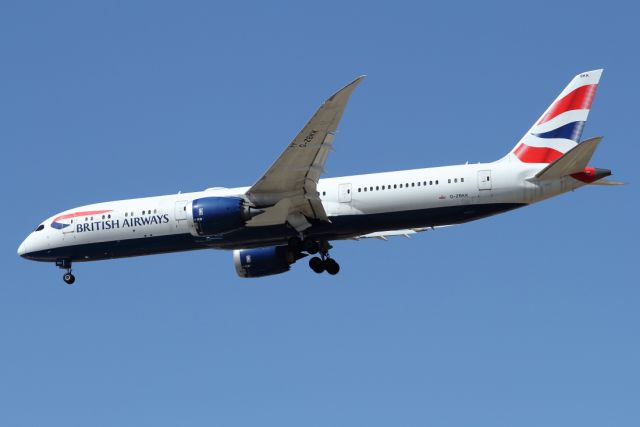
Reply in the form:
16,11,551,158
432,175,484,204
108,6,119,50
63,273,75,285
309,256,325,273
324,258,340,275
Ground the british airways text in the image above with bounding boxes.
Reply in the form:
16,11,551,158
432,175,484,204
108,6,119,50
76,214,170,233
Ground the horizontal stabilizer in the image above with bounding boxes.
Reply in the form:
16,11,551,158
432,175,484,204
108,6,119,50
534,136,602,180
587,179,626,186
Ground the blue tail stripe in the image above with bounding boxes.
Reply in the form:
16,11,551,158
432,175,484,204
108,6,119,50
532,121,585,142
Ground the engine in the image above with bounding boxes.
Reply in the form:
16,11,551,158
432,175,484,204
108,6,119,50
233,246,306,278
191,197,261,236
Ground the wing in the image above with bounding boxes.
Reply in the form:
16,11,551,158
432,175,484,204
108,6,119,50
245,76,364,231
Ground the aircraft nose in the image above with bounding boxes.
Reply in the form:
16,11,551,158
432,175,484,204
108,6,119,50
17,239,28,257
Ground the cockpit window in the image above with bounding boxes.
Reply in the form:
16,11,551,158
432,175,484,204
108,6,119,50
34,224,44,232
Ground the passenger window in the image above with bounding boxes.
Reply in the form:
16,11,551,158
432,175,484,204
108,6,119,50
370,187,373,191
125,212,128,217
399,184,403,188
322,191,326,196
394,184,397,189
411,183,415,187
376,186,379,191
364,187,367,192
34,224,44,232
358,188,361,192
454,178,457,183
461,178,464,182
429,180,433,185
436,180,439,184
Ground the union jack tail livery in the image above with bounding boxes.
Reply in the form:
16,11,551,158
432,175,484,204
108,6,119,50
511,69,602,164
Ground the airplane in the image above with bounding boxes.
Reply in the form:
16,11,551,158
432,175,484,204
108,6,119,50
18,69,620,284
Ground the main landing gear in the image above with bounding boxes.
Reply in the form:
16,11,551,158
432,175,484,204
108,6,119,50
56,259,75,285
309,255,340,275
288,237,340,276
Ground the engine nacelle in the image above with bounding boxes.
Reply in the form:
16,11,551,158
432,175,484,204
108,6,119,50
191,197,260,236
233,246,306,278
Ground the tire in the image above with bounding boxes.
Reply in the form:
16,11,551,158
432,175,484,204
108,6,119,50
309,256,325,273
63,273,75,285
324,259,340,275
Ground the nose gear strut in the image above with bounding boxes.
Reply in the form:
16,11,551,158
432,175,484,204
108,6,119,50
56,259,75,285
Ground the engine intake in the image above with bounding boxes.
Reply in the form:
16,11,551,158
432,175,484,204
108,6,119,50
233,246,306,278
191,197,260,236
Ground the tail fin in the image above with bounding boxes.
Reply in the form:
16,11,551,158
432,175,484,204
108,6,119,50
510,69,603,164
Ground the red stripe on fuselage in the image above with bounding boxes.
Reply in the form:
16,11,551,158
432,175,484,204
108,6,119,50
537,84,597,125
53,210,112,223
513,143,563,163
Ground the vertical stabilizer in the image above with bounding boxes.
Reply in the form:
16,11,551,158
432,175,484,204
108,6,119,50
510,69,602,164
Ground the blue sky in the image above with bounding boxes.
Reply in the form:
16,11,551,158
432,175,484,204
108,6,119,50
1,1,638,426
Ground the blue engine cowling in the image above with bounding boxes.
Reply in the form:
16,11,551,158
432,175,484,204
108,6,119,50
233,246,307,278
192,197,260,236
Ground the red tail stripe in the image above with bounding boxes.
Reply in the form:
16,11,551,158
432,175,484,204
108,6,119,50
514,143,563,163
537,84,597,125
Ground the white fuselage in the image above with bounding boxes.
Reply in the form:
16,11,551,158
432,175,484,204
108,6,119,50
17,157,586,263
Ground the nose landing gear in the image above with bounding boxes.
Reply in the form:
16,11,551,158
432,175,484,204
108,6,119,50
56,259,75,285
63,272,75,285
